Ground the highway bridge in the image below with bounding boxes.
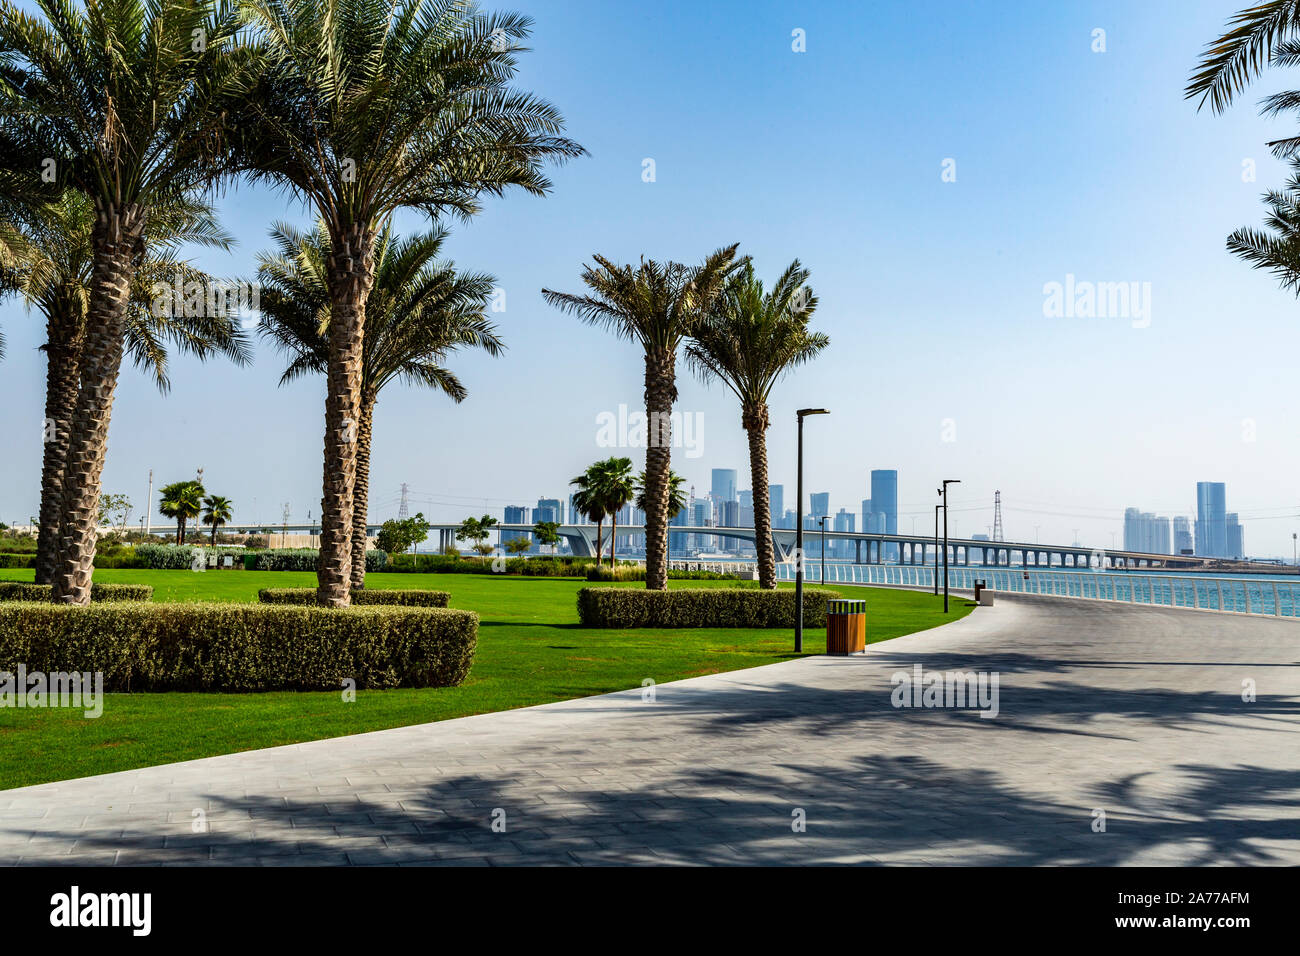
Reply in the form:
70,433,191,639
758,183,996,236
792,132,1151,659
213,522,1215,570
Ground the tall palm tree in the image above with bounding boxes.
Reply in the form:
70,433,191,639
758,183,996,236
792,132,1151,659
0,0,256,603
0,190,248,583
543,245,741,589
1226,157,1300,291
635,469,685,566
234,0,583,606
1187,1,1300,156
256,221,502,589
202,495,234,545
159,480,205,545
686,261,829,589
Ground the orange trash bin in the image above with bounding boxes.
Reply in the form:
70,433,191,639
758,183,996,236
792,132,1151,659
826,598,866,654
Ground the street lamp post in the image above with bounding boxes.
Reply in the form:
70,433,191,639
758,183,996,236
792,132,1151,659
817,515,827,584
794,408,829,652
940,479,960,612
933,504,941,595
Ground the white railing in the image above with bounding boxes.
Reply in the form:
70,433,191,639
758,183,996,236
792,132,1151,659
761,563,1300,620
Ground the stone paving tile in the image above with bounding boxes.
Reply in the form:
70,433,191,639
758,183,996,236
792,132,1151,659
3,595,1299,866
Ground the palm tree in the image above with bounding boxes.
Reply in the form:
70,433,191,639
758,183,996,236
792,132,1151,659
686,261,829,589
1187,1,1300,156
569,470,609,567
635,469,685,566
593,456,635,564
255,221,502,589
159,481,205,546
233,0,583,606
543,246,741,589
0,190,248,583
202,495,234,545
0,0,255,604
1227,157,1300,291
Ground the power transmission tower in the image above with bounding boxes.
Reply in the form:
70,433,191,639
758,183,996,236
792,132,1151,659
992,490,1004,542
397,483,410,520
281,501,291,548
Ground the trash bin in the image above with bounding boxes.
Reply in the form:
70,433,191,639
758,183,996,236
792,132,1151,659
826,598,866,654
973,580,994,606
973,579,986,602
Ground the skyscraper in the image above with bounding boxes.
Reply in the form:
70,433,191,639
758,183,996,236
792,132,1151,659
810,492,829,518
537,497,563,525
1173,516,1194,555
1124,508,1173,554
503,505,529,546
871,469,899,560
710,469,737,504
769,485,784,529
1195,482,1227,558
1227,513,1245,560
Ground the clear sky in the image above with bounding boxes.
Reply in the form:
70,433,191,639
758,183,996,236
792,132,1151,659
2,0,1299,556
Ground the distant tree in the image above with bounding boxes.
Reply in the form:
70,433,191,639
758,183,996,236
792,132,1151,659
97,493,132,537
504,536,532,556
375,512,431,558
532,520,562,555
158,481,204,545
455,515,499,560
202,495,234,546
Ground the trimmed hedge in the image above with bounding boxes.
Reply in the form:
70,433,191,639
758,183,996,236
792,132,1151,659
585,565,741,582
258,587,450,607
0,553,36,569
0,582,153,602
383,553,590,576
576,586,842,629
250,548,388,572
0,602,478,691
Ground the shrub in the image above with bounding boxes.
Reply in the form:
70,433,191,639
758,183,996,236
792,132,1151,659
576,586,842,629
381,553,592,576
0,603,478,691
251,548,387,572
135,543,245,570
585,565,741,582
0,553,36,569
258,588,449,607
0,582,153,602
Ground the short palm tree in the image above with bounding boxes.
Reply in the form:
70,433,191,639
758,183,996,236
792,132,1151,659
202,495,234,545
234,0,583,605
0,0,255,603
569,469,610,567
0,190,248,583
159,481,205,545
592,456,635,564
256,221,502,589
635,469,686,566
543,246,741,589
687,260,829,588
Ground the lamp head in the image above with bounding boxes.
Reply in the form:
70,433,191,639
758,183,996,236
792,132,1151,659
797,408,830,417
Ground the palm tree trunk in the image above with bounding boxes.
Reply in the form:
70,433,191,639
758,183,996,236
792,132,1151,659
744,402,776,589
349,396,375,590
595,519,604,566
51,208,143,605
318,224,375,607
210,524,216,546
643,347,676,590
610,510,617,564
35,307,84,585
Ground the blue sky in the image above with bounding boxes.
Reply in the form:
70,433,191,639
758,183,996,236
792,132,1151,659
2,0,1299,555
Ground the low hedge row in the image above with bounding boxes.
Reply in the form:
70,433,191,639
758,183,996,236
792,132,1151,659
0,553,36,569
584,565,741,582
576,586,842,629
0,602,478,691
384,554,591,576
258,587,450,607
0,582,154,602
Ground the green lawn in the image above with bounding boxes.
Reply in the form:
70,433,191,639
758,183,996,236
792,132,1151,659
0,569,973,790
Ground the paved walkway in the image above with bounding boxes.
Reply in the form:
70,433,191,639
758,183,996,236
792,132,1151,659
3,595,1299,865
